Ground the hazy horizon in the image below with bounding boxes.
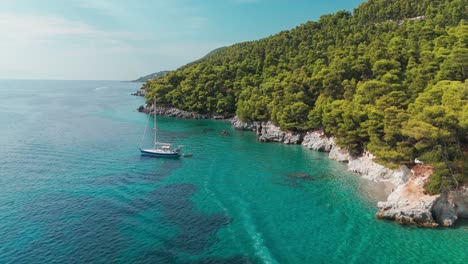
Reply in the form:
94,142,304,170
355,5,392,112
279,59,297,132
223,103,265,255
1,0,364,80
0,78,141,81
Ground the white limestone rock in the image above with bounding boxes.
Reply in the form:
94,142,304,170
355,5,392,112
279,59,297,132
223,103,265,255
155,107,210,119
347,151,410,186
231,116,257,131
131,88,147,96
302,131,334,151
328,144,351,162
376,167,440,227
283,132,303,144
257,121,303,144
258,121,284,142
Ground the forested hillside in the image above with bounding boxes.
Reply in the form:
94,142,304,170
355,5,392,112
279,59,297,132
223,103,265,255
144,0,468,193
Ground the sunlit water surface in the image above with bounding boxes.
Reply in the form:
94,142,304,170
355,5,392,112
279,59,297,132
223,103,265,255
0,80,466,263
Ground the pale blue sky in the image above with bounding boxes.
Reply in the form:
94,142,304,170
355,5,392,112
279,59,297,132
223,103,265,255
0,0,364,80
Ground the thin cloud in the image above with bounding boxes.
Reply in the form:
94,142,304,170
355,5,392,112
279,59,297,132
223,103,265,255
75,0,116,11
0,14,140,42
231,0,262,4
73,0,130,20
0,13,145,79
0,12,224,79
73,0,210,37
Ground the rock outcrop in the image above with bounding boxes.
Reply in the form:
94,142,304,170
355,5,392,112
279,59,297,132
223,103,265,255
376,166,440,227
131,88,147,96
347,151,411,187
231,117,303,144
138,104,233,120
328,145,351,162
154,107,211,119
432,186,468,226
139,104,212,119
232,116,256,130
257,121,303,144
302,130,334,152
376,165,468,227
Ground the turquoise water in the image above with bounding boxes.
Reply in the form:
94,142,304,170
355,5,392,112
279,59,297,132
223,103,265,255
0,80,466,264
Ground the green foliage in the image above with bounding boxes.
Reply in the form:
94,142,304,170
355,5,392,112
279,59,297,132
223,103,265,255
402,81,467,192
145,0,468,193
424,165,455,194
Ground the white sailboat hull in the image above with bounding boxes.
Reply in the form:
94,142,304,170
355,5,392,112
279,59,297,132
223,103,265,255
139,148,181,158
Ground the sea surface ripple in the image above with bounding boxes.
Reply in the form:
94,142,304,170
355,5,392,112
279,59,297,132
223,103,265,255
0,80,466,264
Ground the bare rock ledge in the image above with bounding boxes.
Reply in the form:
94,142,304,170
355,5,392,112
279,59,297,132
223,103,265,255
139,105,219,119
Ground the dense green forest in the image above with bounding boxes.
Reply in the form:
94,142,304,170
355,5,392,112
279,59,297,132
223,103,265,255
144,0,468,194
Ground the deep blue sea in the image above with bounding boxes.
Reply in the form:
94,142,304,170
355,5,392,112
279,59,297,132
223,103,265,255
0,80,466,263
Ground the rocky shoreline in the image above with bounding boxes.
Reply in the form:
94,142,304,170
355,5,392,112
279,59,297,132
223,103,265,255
131,87,147,97
231,116,468,227
376,167,468,227
137,100,467,227
138,103,228,120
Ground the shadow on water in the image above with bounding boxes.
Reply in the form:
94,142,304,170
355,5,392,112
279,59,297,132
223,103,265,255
87,159,182,186
12,194,126,263
14,182,237,263
133,251,255,264
449,218,468,229
271,171,315,188
184,255,256,264
127,184,242,263
12,154,241,263
149,184,231,253
131,249,178,264
285,172,315,180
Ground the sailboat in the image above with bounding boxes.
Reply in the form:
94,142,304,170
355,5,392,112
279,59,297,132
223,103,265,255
139,98,182,158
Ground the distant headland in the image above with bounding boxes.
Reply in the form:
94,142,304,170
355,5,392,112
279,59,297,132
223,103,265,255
132,70,171,82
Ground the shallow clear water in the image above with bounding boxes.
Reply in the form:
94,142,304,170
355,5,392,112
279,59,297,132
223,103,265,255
0,80,466,264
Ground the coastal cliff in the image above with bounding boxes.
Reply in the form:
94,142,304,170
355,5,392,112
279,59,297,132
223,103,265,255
231,116,468,227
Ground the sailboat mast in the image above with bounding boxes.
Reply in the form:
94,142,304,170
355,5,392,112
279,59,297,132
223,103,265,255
153,98,157,148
